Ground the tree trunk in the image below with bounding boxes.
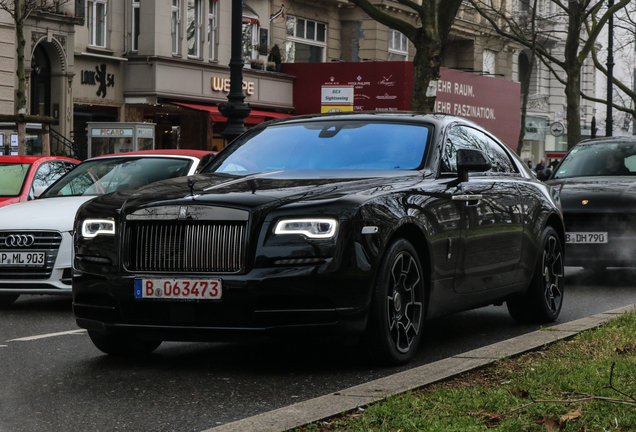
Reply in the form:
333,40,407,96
565,66,582,148
410,33,441,112
17,121,26,155
15,1,27,155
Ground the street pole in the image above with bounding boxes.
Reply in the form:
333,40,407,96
606,0,614,137
219,0,251,143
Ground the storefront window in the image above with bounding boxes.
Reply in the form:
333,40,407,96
172,0,180,54
388,30,408,61
88,0,107,48
187,0,201,57
285,16,326,63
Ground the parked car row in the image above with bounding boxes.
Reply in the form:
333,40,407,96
7,113,608,366
0,149,215,307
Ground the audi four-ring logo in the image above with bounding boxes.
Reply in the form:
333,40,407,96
4,235,35,247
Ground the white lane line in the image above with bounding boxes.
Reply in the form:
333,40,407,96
7,329,87,342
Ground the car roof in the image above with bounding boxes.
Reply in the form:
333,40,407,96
0,155,79,164
255,111,483,133
577,136,636,146
89,149,215,161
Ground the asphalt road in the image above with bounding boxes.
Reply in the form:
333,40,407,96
1,266,635,432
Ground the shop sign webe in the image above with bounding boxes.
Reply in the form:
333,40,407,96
80,63,115,98
211,76,255,95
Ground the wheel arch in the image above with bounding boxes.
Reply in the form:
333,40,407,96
545,212,565,248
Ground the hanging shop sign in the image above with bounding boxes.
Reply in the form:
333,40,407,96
80,63,115,98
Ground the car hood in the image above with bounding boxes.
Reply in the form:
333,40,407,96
103,170,426,214
547,177,636,212
0,196,95,231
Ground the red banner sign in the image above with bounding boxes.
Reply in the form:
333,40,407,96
281,62,521,150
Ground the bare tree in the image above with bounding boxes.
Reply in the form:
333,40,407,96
0,0,70,155
470,0,630,149
347,0,463,112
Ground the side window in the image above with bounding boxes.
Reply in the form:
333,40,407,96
441,126,517,174
32,162,69,189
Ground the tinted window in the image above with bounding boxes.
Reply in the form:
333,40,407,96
442,126,516,174
0,163,31,196
554,142,636,178
206,121,430,173
40,157,193,197
32,161,70,189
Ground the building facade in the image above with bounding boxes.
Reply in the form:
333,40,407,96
0,0,597,159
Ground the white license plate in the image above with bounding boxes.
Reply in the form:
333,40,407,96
134,278,222,300
0,251,46,266
565,232,608,244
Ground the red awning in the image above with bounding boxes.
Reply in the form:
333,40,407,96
171,102,292,125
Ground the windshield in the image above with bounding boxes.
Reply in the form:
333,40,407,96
40,157,193,198
0,163,31,197
205,121,430,174
553,142,636,179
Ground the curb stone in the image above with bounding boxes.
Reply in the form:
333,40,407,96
203,304,636,432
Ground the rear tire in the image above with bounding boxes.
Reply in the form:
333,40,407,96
363,239,425,366
88,330,162,355
0,294,19,308
508,226,564,323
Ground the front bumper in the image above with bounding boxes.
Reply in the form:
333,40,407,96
0,231,73,295
565,233,636,267
73,263,373,341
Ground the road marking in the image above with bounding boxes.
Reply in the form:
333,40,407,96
7,329,87,342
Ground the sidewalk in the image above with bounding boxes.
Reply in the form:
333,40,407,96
204,304,636,432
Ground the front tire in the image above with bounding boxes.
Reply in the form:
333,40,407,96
508,226,564,323
363,239,425,365
88,330,162,356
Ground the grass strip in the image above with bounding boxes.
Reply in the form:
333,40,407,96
295,311,636,432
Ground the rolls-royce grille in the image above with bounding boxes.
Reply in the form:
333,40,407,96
126,222,246,273
0,231,62,279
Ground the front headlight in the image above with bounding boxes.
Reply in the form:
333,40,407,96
81,219,116,238
274,218,338,239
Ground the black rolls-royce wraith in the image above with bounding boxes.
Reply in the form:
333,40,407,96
73,112,565,365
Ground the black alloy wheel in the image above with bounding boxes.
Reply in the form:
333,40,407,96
88,330,162,356
364,238,425,365
508,226,564,323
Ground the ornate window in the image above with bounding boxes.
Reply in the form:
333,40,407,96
172,0,180,54
88,0,107,47
132,0,140,51
388,30,408,61
208,0,217,60
285,16,326,63
187,0,202,57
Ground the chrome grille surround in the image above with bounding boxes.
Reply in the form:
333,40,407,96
0,231,62,279
125,221,247,273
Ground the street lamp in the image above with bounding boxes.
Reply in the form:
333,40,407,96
219,0,251,143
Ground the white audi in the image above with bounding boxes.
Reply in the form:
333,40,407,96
0,149,214,307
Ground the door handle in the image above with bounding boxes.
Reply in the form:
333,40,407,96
452,194,483,201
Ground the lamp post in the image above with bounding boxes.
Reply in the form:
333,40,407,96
219,0,251,143
606,0,614,137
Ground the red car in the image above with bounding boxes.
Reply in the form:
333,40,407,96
0,156,80,208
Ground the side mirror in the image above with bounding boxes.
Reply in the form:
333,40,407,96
457,149,491,182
